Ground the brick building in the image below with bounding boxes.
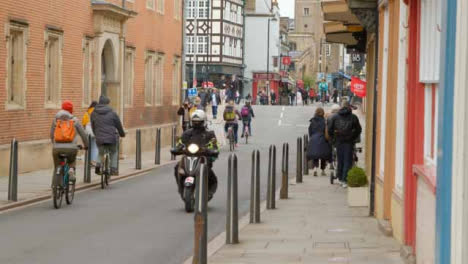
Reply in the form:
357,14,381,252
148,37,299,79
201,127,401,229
0,0,183,175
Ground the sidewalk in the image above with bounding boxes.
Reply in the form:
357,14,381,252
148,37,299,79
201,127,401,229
208,176,403,264
207,107,403,264
0,121,226,210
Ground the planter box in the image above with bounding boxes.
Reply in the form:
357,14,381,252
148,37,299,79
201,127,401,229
347,186,369,207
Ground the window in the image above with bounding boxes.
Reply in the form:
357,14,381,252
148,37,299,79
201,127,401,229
6,21,28,108
147,0,155,10
124,48,135,107
419,0,442,83
174,0,181,19
154,54,164,106
82,38,92,106
304,8,309,16
45,30,63,107
157,0,164,14
187,36,196,54
172,57,181,105
145,52,155,105
326,44,331,57
196,36,209,54
424,84,439,165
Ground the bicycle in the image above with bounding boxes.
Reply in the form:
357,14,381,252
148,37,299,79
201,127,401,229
98,145,112,189
52,149,80,209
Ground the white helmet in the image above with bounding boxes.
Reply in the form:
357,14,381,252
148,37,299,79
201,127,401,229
191,110,207,128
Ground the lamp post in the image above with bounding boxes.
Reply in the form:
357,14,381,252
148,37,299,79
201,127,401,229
266,16,277,105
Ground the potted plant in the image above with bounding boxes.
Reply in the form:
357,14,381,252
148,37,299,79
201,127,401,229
347,166,369,207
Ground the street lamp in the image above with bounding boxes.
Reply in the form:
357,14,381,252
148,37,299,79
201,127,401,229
266,16,277,105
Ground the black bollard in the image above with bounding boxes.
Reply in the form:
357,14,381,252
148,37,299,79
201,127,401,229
226,154,239,244
171,126,176,161
84,134,92,183
303,134,309,175
296,137,303,183
155,128,161,165
267,145,276,209
8,139,18,201
136,129,142,170
280,143,289,199
193,163,209,264
250,150,261,223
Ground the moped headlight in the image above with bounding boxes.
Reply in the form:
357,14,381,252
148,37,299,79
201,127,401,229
187,144,199,154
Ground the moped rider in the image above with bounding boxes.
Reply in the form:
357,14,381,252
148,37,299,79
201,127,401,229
172,110,219,200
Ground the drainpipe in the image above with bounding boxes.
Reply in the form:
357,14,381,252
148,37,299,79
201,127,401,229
369,10,379,217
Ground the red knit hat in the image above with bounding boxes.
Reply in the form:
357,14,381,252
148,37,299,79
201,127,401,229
61,100,74,113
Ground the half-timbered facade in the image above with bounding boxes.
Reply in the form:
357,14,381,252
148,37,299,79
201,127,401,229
185,0,245,86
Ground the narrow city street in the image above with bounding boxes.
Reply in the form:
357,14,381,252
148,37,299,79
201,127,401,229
0,105,314,264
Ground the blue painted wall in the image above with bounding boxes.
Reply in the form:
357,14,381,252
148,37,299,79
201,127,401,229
436,0,457,263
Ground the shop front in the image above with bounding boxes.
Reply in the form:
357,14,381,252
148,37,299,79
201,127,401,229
252,72,281,105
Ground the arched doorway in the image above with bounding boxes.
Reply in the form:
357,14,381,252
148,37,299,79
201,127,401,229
101,40,119,111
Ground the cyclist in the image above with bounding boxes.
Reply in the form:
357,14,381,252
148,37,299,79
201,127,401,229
223,100,242,147
50,100,89,183
319,79,328,103
173,110,219,199
241,100,255,137
327,100,362,188
91,95,126,176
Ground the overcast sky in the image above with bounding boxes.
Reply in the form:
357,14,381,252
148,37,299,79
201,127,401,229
278,0,294,18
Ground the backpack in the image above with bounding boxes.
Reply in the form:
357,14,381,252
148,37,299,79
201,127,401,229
54,119,76,143
241,106,250,117
334,117,354,141
223,107,236,121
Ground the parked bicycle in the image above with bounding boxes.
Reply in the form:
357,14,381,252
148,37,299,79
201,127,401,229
52,146,82,209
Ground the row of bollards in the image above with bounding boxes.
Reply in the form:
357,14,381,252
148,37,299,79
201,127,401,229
7,126,177,202
193,140,299,263
133,126,177,170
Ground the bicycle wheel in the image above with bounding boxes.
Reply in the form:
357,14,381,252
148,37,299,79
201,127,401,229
53,186,63,209
65,180,75,204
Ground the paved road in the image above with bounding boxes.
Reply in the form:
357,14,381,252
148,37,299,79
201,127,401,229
0,105,318,264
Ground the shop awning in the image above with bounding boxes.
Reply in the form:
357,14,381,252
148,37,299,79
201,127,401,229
321,0,363,47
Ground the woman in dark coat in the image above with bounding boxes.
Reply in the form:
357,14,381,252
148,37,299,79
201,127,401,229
307,107,332,176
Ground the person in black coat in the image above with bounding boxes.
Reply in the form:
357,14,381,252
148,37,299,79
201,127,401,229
328,100,362,187
307,107,332,177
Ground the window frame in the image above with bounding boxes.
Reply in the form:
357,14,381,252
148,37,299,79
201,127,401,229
304,8,310,16
147,0,155,11
44,29,63,109
157,0,165,14
145,51,155,106
154,53,165,106
5,21,28,110
172,57,181,105
82,37,93,107
124,47,135,108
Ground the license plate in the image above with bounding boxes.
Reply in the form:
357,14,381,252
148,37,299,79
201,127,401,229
185,177,195,184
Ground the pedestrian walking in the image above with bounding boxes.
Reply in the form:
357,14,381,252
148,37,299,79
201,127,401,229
271,90,277,105
327,101,362,188
82,101,99,165
307,107,332,177
211,89,221,120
